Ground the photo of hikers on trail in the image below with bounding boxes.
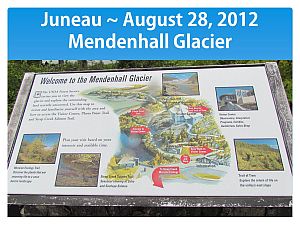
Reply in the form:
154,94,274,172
162,72,200,96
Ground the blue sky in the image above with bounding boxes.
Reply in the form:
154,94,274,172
163,72,197,80
216,86,254,100
236,139,279,150
23,134,60,147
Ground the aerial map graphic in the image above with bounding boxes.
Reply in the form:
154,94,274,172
82,83,231,188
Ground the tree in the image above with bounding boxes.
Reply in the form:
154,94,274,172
109,156,118,167
152,153,161,166
79,60,88,68
179,129,188,140
170,132,176,143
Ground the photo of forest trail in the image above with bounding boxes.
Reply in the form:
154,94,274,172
55,153,101,187
235,139,284,171
16,133,60,164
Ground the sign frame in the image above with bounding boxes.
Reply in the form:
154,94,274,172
7,62,292,207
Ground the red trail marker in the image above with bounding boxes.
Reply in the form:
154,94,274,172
130,108,146,117
180,154,191,164
130,126,150,135
190,146,213,155
152,166,180,188
188,106,209,113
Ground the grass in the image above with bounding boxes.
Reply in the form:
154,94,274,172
193,173,221,180
162,173,188,180
235,141,284,171
181,146,203,156
107,166,139,181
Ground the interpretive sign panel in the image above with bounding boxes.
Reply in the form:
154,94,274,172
7,63,292,207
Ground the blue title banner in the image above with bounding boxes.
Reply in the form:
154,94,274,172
8,8,292,60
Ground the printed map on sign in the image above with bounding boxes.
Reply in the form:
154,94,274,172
82,83,231,187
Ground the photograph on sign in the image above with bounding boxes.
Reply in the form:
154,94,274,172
215,86,258,111
55,153,101,187
162,72,200,96
234,138,284,171
16,133,60,164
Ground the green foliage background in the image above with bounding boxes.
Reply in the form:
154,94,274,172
8,60,292,119
235,141,284,171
